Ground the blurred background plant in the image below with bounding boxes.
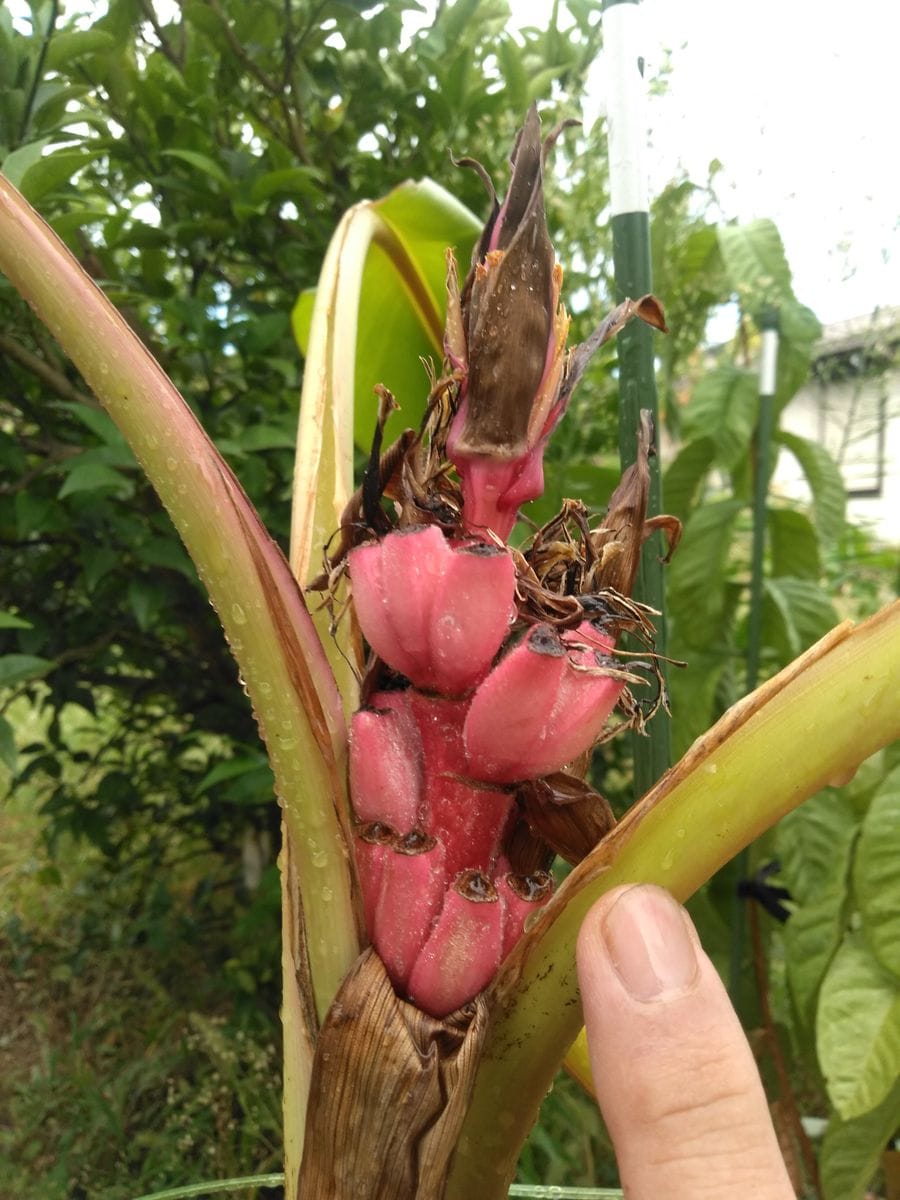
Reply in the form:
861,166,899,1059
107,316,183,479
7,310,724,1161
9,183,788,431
1,0,897,1197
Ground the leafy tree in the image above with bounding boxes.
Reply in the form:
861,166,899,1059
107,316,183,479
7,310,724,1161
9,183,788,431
0,0,601,876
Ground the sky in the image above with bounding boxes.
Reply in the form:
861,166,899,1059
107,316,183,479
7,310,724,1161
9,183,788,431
527,0,899,329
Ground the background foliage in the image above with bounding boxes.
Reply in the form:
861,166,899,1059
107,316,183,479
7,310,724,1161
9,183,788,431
1,1,896,1197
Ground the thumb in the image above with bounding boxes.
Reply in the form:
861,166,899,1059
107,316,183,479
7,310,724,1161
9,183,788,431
576,884,795,1200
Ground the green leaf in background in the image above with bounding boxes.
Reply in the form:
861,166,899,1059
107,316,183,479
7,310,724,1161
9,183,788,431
717,219,821,410
56,401,129,446
817,933,900,1120
662,436,716,521
775,298,823,409
249,167,325,205
761,575,840,661
718,218,793,305
18,150,92,202
160,148,231,189
768,507,822,580
1,139,51,187
681,363,758,470
58,461,133,498
777,789,858,905
776,429,846,546
820,1076,900,1200
127,580,164,631
667,498,743,644
777,791,858,1027
292,178,481,450
43,28,115,69
667,645,732,759
0,653,53,686
0,714,16,772
194,753,269,797
0,611,32,629
854,764,900,979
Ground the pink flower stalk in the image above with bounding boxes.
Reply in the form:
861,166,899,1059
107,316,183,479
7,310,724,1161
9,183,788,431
353,689,514,899
348,525,516,695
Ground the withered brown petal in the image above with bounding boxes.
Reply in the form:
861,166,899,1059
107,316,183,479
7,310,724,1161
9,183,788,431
504,815,556,876
589,409,653,598
493,103,544,252
459,248,554,457
299,948,488,1200
559,294,668,411
517,773,616,865
454,108,556,459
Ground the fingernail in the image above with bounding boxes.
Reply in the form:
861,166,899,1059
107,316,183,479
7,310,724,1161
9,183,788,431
601,885,699,1001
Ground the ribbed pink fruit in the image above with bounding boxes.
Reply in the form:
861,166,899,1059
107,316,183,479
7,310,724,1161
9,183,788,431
406,870,504,1016
348,525,516,695
349,701,422,830
463,622,625,783
371,831,446,991
498,870,554,959
355,822,394,932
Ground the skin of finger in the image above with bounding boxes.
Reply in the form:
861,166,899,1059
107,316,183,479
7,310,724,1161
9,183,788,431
576,885,796,1200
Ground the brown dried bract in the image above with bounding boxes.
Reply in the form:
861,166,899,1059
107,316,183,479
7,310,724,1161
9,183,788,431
299,948,487,1200
516,773,616,865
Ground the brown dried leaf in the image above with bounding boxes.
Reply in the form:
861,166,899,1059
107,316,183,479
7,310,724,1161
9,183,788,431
299,949,487,1200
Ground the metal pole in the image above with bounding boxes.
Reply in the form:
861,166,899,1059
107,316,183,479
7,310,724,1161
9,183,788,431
602,0,670,798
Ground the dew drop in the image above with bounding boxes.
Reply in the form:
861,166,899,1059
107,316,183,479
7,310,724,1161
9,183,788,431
661,847,675,871
165,456,178,472
231,602,247,625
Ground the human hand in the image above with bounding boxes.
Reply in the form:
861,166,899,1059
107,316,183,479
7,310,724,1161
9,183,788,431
576,884,796,1199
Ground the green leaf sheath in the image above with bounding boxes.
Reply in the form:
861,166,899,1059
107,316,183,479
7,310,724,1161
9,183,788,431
0,177,360,1025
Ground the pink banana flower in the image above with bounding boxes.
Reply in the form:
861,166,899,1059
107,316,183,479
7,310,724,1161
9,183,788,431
339,108,675,1017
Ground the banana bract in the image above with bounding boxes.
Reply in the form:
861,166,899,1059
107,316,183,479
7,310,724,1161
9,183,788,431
319,105,677,1018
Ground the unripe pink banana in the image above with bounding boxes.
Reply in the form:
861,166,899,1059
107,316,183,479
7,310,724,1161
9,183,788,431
463,623,624,783
370,831,446,991
407,870,504,1017
348,526,516,696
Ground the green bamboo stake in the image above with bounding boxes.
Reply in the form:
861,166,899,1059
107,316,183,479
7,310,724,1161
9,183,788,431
729,307,780,1007
602,0,671,796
